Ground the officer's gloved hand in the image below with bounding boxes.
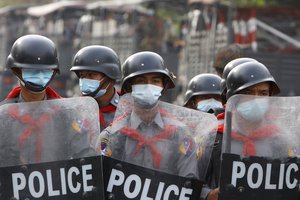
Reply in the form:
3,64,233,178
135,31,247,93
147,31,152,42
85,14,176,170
97,131,112,156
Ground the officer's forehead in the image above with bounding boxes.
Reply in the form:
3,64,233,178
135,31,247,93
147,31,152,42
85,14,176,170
135,73,163,79
79,70,104,76
246,82,270,91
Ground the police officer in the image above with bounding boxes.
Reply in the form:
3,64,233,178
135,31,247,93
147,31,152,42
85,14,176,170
203,58,258,199
2,34,61,104
0,34,96,166
183,73,223,200
207,61,281,200
183,73,223,114
226,61,281,154
101,51,200,178
70,45,121,131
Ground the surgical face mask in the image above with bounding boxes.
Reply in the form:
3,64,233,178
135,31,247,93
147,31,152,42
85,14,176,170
22,69,53,87
236,98,269,122
131,84,163,108
196,98,223,113
79,78,108,98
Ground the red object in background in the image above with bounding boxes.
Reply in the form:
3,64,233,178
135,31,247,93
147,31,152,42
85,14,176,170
3,76,13,84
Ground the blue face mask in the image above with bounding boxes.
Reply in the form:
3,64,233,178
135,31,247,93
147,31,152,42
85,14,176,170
236,98,269,122
196,98,223,113
22,69,53,87
132,84,163,108
79,78,108,98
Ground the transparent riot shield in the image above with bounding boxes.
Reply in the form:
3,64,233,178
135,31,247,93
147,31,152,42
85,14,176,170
100,93,218,200
0,97,104,199
219,94,300,200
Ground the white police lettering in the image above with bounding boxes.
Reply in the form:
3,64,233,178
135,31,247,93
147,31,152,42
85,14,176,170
124,174,142,198
231,161,299,190
11,164,93,199
12,173,26,199
47,170,60,196
107,168,193,199
68,167,81,193
29,171,45,198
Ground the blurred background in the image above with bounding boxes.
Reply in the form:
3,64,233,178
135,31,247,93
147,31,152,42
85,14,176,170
0,0,300,104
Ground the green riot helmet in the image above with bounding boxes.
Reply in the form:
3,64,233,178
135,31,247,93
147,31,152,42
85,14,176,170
6,34,59,92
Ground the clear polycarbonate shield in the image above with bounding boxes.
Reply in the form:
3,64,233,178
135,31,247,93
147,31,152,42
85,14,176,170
222,94,295,158
0,97,104,200
219,94,300,200
100,93,218,199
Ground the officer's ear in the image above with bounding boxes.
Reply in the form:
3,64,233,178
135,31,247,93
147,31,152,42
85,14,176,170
190,97,198,109
103,77,114,87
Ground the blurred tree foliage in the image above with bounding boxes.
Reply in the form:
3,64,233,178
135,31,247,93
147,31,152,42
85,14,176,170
0,0,52,8
225,0,300,7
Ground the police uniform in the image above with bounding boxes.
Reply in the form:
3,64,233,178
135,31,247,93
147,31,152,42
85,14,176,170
0,34,97,166
199,111,224,200
225,62,282,157
0,86,61,105
0,87,96,167
99,89,119,131
101,108,199,179
230,122,288,158
70,45,122,132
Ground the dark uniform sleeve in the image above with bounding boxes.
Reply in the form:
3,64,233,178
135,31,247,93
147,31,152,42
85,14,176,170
205,133,223,188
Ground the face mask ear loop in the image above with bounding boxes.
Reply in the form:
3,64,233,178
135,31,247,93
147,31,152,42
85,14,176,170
87,77,109,97
160,79,169,97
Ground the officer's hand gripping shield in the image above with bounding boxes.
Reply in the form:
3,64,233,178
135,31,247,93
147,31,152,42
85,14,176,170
219,94,300,200
0,97,103,199
100,93,218,200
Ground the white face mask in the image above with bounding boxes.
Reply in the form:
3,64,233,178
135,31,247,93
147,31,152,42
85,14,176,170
236,98,269,122
131,84,163,108
196,98,223,113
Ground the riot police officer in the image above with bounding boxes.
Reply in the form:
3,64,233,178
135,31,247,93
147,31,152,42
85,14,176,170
1,34,61,104
101,51,202,178
70,45,121,131
0,34,96,166
207,61,281,200
183,73,223,114
226,61,281,156
203,58,258,199
183,73,224,200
